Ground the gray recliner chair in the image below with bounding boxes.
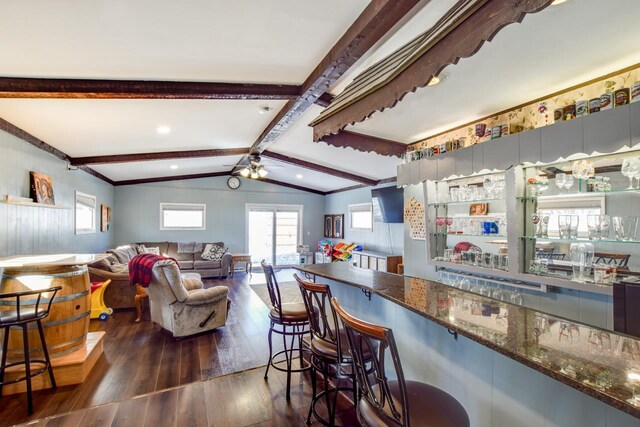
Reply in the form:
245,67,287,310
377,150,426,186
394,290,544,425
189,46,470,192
146,259,229,338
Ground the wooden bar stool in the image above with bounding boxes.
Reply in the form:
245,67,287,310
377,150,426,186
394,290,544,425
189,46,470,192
0,286,62,415
262,261,311,400
295,274,363,426
331,297,470,427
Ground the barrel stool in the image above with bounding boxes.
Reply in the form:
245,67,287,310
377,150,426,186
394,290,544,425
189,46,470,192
0,286,61,415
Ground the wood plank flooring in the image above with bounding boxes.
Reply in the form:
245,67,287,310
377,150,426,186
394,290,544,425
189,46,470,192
0,269,311,426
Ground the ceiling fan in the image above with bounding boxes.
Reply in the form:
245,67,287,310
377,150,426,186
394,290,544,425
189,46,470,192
224,154,282,179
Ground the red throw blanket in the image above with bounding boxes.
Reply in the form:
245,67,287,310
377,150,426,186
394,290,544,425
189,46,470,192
128,254,176,288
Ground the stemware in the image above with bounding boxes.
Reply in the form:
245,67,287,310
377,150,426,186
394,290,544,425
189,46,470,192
510,290,524,306
621,158,640,190
563,174,574,192
555,173,567,192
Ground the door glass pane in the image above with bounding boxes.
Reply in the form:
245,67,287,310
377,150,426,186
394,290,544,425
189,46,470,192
249,210,274,265
275,211,299,266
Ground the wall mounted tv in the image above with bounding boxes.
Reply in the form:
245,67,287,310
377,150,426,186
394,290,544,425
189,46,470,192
371,186,404,223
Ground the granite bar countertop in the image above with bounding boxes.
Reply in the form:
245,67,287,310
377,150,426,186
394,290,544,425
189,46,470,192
295,263,640,419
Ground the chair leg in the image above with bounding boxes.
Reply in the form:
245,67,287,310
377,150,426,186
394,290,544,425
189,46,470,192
323,370,333,426
283,325,292,400
306,366,316,425
22,325,33,415
0,326,10,398
264,322,274,380
36,320,56,389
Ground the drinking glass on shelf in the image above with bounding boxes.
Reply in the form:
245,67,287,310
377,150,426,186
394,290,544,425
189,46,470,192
499,254,509,271
491,287,504,301
484,175,496,198
559,215,579,239
555,173,567,193
436,217,446,233
445,217,453,233
621,158,640,190
459,278,471,291
450,187,460,202
599,215,611,240
569,242,595,282
613,216,639,241
494,177,505,198
587,215,600,240
563,174,574,192
443,248,454,262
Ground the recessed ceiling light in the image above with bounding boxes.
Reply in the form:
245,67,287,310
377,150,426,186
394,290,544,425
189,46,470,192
170,165,178,170
296,174,304,179
157,126,171,134
551,0,568,4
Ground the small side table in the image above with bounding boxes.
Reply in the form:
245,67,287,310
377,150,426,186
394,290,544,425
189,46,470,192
231,254,252,277
134,284,148,323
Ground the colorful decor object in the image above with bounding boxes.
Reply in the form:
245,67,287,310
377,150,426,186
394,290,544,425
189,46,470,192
404,197,426,240
29,171,55,205
332,242,362,262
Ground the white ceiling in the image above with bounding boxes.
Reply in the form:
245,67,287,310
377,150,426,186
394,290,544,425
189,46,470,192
0,99,285,156
90,155,244,181
269,105,400,180
344,0,640,142
258,158,360,192
0,0,369,84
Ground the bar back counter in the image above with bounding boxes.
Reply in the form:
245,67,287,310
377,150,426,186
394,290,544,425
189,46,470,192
296,262,640,427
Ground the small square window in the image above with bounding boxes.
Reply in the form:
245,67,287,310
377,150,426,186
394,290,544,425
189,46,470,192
349,203,372,231
160,203,206,230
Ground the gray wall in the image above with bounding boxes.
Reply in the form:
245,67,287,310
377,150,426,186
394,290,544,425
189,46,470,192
0,129,115,258
113,177,325,253
324,183,403,255
403,183,432,278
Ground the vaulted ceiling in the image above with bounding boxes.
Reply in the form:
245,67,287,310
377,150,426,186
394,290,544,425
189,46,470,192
0,0,637,194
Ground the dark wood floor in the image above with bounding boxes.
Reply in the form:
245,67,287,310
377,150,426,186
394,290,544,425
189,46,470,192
0,269,347,426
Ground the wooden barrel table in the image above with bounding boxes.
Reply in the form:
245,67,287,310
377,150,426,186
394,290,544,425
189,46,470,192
0,264,91,359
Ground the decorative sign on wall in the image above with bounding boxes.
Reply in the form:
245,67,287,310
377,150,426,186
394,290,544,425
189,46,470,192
101,204,112,232
403,197,425,240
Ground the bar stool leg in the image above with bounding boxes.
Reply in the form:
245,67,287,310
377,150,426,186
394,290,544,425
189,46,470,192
36,320,56,389
0,326,9,398
283,325,292,400
306,366,316,425
22,325,33,415
264,322,274,380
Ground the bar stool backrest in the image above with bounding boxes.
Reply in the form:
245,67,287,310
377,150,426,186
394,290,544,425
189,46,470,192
261,261,284,322
294,274,343,361
331,297,408,427
0,286,62,326
594,252,630,267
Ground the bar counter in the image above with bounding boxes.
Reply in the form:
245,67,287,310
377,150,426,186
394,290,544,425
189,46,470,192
295,262,640,420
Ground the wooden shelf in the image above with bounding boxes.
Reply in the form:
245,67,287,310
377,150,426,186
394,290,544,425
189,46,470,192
3,195,68,209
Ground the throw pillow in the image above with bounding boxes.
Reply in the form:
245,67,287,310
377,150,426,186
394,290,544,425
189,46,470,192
136,244,147,254
109,264,129,274
201,244,227,261
144,246,161,255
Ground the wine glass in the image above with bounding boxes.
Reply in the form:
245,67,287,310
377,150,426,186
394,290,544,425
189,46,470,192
620,158,637,190
563,174,574,192
555,173,567,192
483,175,496,198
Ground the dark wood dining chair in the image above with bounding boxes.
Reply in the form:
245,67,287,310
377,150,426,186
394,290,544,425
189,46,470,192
261,261,311,400
331,297,469,427
594,252,631,267
294,274,360,426
0,286,61,415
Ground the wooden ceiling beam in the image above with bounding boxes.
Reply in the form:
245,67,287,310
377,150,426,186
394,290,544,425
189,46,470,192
0,116,114,185
261,150,379,186
114,171,231,186
258,178,326,195
0,77,300,100
240,0,421,164
320,130,407,158
70,147,249,165
324,176,396,195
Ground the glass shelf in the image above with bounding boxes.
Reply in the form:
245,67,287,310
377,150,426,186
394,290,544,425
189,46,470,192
431,232,506,239
517,188,640,201
428,197,506,207
520,236,640,245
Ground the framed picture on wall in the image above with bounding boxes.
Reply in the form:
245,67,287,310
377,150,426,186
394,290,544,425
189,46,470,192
324,215,333,238
30,171,55,205
101,204,112,232
333,214,344,239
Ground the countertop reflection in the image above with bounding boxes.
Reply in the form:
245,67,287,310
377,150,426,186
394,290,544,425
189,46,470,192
295,263,640,419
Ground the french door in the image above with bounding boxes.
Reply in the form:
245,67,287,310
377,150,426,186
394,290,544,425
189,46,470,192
246,204,303,267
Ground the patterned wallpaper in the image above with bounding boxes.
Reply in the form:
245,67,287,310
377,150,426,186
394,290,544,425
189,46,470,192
409,63,640,154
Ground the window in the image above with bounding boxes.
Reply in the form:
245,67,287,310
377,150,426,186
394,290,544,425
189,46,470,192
538,195,604,238
160,203,206,230
349,203,373,231
75,191,96,234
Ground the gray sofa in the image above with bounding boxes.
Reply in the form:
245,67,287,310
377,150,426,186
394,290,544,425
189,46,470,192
88,241,232,309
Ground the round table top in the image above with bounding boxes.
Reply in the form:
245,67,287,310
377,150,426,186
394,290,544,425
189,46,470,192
0,253,109,268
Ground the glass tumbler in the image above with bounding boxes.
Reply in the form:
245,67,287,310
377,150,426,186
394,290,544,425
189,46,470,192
569,242,595,282
587,215,600,240
613,216,639,241
559,215,579,239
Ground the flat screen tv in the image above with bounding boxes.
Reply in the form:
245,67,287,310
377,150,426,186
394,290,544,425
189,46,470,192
371,186,404,223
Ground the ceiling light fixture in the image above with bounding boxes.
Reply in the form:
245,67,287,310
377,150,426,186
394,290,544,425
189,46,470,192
296,174,303,179
170,164,178,170
258,106,273,114
157,126,171,134
551,0,568,4
239,163,268,179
